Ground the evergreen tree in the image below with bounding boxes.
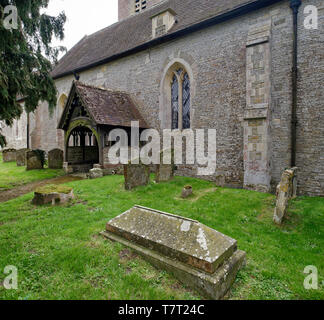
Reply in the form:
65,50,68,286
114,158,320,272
0,0,66,147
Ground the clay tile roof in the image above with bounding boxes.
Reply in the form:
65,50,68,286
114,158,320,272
74,81,149,129
52,0,262,79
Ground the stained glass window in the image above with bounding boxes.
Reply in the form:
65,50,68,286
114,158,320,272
171,74,179,130
182,72,190,129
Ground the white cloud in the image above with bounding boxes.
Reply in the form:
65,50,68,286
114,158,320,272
45,0,118,57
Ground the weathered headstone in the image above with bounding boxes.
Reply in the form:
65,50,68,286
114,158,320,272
156,149,174,183
16,149,30,166
2,149,16,162
124,162,150,190
181,185,193,198
101,206,246,300
48,149,63,169
32,185,74,206
26,150,44,170
274,167,298,225
156,165,174,183
89,168,103,179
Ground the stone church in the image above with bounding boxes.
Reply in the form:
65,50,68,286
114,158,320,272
1,0,323,196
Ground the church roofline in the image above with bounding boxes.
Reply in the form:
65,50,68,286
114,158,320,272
52,0,284,80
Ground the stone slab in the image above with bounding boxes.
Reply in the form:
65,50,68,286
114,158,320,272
105,206,237,274
32,186,74,206
101,230,246,300
274,167,298,225
48,149,63,169
124,163,150,190
16,149,30,166
26,150,44,170
2,149,16,162
156,164,173,183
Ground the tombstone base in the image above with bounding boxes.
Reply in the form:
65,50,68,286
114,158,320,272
32,185,74,206
101,230,245,300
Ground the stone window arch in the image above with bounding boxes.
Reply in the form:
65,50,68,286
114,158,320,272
160,60,194,130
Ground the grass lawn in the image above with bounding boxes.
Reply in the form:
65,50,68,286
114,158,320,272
0,154,64,191
0,173,323,300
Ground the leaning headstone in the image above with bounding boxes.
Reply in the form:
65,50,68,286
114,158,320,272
274,167,298,225
101,206,246,300
26,150,44,170
32,185,74,206
2,149,16,162
89,168,103,179
181,185,193,198
16,149,30,166
48,149,63,169
124,161,150,190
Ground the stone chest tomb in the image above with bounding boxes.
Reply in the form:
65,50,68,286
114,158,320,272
101,205,246,299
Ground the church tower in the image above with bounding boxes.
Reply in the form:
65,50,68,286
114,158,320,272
118,0,164,21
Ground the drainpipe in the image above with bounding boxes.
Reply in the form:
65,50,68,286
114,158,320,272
26,112,30,149
290,0,301,167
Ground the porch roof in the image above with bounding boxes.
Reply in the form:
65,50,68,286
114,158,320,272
58,81,149,130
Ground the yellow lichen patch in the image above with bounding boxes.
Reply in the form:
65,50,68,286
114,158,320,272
35,184,72,195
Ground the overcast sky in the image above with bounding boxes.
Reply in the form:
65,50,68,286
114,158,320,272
45,0,118,56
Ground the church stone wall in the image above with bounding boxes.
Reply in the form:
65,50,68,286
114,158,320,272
0,108,28,151
295,0,324,196
30,0,323,196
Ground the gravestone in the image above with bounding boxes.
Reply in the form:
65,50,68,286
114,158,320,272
16,149,30,166
2,149,16,162
274,167,298,225
156,149,174,183
89,168,103,179
32,185,74,206
101,206,246,300
26,150,44,170
48,149,63,169
124,162,150,190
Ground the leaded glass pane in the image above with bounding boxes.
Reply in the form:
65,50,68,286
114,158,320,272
171,74,179,130
182,72,190,129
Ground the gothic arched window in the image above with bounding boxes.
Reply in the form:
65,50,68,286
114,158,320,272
170,68,191,130
171,74,179,129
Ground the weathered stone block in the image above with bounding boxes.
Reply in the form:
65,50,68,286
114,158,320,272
181,185,193,198
2,149,16,162
48,149,63,169
101,206,246,299
124,162,150,190
32,185,74,206
26,150,44,170
274,167,298,225
16,149,30,166
89,168,104,179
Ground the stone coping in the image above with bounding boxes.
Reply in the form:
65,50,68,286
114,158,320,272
106,206,237,274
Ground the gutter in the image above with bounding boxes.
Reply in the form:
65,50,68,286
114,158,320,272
52,0,284,80
289,0,301,167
